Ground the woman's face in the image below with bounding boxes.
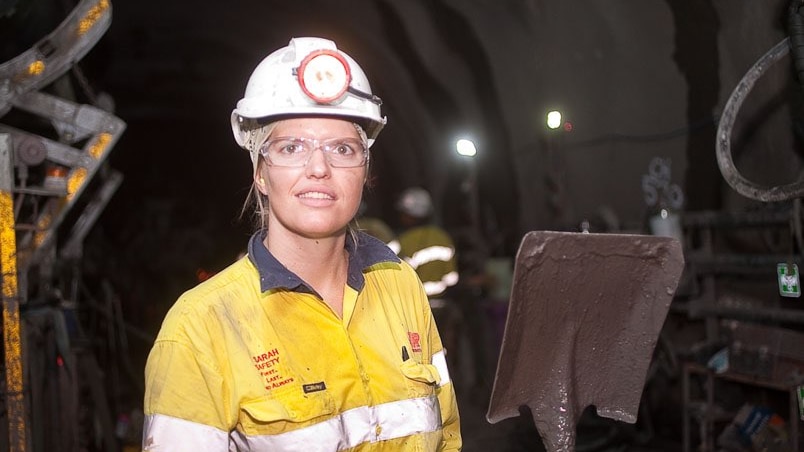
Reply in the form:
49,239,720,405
255,117,367,239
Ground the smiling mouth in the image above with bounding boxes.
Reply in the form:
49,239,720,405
298,191,334,200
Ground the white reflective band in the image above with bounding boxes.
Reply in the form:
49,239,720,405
405,245,455,270
387,240,401,255
424,281,447,296
233,396,441,451
374,395,441,441
431,350,451,387
422,271,459,296
443,271,459,286
142,413,229,451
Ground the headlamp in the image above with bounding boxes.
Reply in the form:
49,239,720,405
297,49,351,104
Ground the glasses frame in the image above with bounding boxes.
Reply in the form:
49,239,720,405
259,136,369,168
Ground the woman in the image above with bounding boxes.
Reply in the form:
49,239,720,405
142,37,462,451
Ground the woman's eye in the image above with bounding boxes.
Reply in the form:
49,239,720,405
282,143,305,154
334,143,354,155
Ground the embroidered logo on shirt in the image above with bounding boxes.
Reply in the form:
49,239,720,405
302,382,327,394
408,332,422,353
252,348,295,390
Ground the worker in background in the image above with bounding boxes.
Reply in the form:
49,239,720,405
394,187,462,376
355,199,400,253
142,37,461,451
448,226,496,401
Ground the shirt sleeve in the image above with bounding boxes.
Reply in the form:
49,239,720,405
419,281,463,451
142,307,233,451
437,384,462,451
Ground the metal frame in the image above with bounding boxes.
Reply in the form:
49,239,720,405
683,362,802,451
0,1,124,450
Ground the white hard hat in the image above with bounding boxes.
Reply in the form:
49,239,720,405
231,37,387,154
397,187,432,218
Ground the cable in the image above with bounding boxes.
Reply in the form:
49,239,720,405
562,115,717,150
788,0,804,90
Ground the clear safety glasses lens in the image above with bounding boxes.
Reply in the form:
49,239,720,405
260,137,368,168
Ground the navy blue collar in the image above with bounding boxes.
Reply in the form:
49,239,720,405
248,230,400,295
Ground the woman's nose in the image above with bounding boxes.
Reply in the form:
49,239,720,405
305,147,332,177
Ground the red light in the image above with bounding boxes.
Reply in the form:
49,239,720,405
56,355,64,367
196,268,214,282
46,166,68,178
563,122,573,132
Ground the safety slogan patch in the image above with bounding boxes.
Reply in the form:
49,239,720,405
408,332,422,353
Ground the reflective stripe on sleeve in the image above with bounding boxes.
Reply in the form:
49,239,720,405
232,396,441,451
142,413,229,451
431,350,451,387
405,246,455,269
422,271,459,296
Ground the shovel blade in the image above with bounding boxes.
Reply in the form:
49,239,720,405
486,231,684,451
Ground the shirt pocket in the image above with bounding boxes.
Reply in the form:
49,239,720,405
399,359,440,398
239,389,335,435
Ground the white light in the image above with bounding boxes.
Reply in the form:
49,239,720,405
456,139,476,157
298,50,351,103
546,110,562,129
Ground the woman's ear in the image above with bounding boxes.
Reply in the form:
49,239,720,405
254,164,269,196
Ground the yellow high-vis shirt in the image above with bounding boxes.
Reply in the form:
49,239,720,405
143,232,461,451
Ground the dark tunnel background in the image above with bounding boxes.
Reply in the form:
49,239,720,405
2,0,804,450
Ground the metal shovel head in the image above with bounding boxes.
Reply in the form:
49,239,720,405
486,231,684,451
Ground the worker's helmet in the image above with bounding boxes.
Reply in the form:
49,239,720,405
396,187,432,218
231,37,387,155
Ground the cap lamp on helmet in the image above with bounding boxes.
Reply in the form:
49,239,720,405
297,49,351,104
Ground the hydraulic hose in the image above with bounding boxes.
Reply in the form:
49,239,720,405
716,3,804,202
715,37,804,201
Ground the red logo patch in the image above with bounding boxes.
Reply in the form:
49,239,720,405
408,332,422,353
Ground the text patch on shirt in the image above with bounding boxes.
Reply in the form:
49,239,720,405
252,348,295,390
408,332,422,353
302,382,327,394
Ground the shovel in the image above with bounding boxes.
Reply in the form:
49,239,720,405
486,231,684,451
